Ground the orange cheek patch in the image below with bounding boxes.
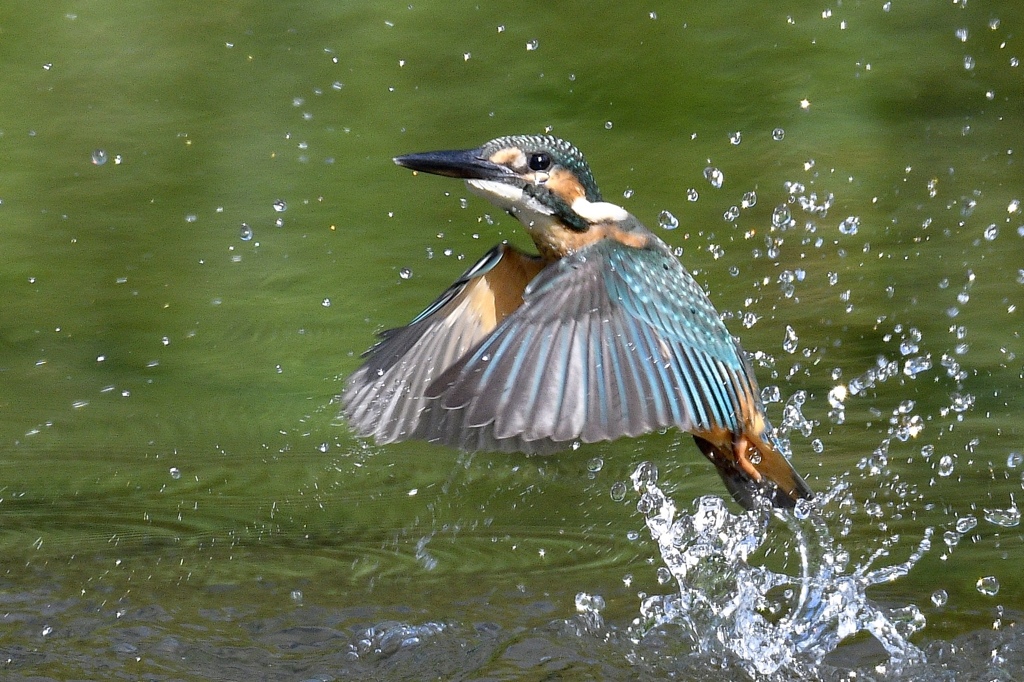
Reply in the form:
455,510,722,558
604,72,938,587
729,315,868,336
544,168,586,204
489,148,525,168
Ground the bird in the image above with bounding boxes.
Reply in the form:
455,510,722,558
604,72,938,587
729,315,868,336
342,134,813,510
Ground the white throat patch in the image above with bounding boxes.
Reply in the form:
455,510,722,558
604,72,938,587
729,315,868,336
466,179,555,226
570,197,629,223
466,179,631,238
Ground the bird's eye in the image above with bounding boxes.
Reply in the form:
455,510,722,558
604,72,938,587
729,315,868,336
527,152,551,171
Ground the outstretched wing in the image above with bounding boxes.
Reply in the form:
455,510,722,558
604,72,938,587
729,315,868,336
414,238,763,453
342,243,544,444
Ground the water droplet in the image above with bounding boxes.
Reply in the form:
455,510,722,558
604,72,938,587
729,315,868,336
938,455,955,477
41,625,52,637
170,467,181,480
963,55,975,70
839,216,860,235
976,576,1000,596
950,392,974,412
983,505,1020,528
321,298,331,307
983,224,998,240
772,128,786,141
782,325,799,353
703,166,724,189
793,498,813,519
741,191,757,208
903,355,932,377
728,131,742,145
1007,451,1023,468
622,187,634,199
526,39,539,51
290,589,303,602
630,461,658,490
399,267,412,280
686,188,699,202
723,206,740,222
955,515,976,533
811,438,824,453
91,149,108,165
931,589,948,607
574,592,605,613
239,223,253,241
658,210,679,230
609,481,627,502
587,457,604,473
273,199,287,212
656,566,672,584
604,121,613,130
772,205,792,228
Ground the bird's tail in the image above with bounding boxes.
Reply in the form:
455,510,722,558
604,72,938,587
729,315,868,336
693,430,813,511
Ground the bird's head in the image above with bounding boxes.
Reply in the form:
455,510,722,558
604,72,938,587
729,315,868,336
395,135,640,259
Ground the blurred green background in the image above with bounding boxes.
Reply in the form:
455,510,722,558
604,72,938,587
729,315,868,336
0,0,1022,679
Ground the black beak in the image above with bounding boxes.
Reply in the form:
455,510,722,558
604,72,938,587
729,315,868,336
393,148,512,181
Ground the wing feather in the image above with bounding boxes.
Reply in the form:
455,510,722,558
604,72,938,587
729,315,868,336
341,244,542,443
409,238,759,452
553,316,591,442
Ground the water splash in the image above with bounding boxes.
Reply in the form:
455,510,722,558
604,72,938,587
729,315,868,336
628,462,932,678
345,620,447,661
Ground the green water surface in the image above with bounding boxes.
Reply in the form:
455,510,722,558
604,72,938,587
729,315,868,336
1,1,1022,679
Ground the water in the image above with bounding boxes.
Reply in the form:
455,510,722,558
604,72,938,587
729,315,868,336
629,462,931,678
1,0,1023,679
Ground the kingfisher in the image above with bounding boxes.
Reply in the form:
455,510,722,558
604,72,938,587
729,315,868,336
342,134,813,510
